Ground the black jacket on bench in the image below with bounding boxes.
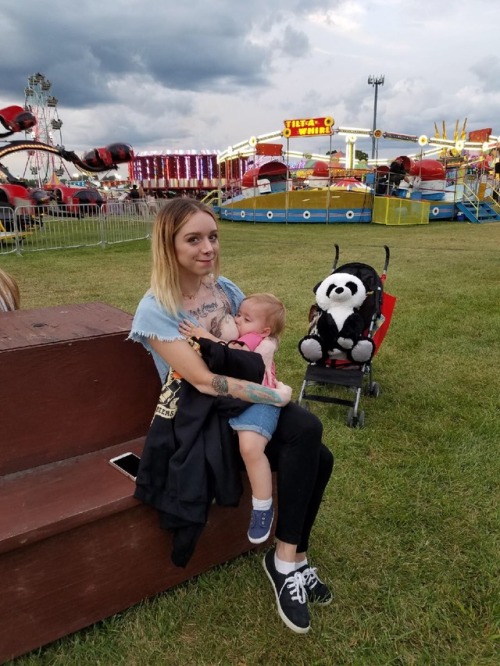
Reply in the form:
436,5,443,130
134,338,265,567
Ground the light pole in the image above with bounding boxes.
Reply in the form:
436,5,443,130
368,75,384,159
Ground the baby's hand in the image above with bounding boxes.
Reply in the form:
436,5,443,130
179,320,206,339
273,381,292,407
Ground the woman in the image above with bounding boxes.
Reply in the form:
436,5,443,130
129,198,334,635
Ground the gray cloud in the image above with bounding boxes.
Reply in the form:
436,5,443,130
0,1,327,105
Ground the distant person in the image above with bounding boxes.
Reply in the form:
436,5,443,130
146,192,160,214
138,184,149,216
494,159,500,203
128,184,140,200
389,157,411,194
0,268,20,312
376,168,390,195
127,184,141,213
487,147,498,172
488,148,500,202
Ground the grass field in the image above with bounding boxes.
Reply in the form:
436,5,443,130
2,220,499,665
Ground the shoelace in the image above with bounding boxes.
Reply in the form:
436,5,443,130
301,566,320,590
283,572,307,604
259,511,271,527
250,510,271,528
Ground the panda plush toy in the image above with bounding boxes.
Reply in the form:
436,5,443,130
298,272,375,365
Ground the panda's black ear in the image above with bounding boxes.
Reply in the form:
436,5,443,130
313,281,322,294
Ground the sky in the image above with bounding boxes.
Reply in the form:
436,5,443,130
1,0,499,179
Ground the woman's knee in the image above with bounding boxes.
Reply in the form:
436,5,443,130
287,406,323,445
303,409,323,440
266,403,325,467
319,444,334,478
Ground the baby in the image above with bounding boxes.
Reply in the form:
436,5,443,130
180,293,286,543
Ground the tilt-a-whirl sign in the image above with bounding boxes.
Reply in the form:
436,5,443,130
283,116,334,138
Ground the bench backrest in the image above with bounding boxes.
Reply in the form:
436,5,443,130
0,302,160,475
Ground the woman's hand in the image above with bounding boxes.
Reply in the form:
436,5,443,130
179,319,211,340
274,381,293,407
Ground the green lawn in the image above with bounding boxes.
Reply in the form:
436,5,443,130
2,220,499,665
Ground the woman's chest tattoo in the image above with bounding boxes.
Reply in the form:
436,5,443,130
187,282,231,335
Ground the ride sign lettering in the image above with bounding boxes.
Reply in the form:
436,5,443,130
283,116,334,138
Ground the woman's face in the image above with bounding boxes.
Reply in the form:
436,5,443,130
174,211,219,279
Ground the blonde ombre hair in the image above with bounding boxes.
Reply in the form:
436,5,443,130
0,268,20,312
150,198,220,313
244,293,286,340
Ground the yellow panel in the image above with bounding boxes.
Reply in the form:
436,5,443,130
372,196,430,225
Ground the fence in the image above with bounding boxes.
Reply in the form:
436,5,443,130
372,196,430,226
0,200,159,255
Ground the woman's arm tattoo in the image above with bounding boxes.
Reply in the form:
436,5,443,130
211,376,282,404
212,375,229,395
244,384,280,402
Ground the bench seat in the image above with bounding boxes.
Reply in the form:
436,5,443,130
0,440,256,662
0,303,267,662
0,439,145,555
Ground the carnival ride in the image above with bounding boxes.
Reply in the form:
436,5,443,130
22,73,66,184
213,117,500,225
0,78,133,236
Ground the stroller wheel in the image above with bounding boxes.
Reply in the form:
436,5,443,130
346,408,365,428
368,381,381,398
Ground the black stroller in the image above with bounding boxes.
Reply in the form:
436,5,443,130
297,244,395,427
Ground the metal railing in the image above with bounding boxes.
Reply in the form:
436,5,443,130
461,179,482,218
486,177,500,207
0,200,158,255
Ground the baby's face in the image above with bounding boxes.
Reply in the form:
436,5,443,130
234,300,269,337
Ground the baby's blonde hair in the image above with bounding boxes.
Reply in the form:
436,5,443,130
244,293,286,339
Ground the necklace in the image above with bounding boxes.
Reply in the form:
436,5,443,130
181,281,204,300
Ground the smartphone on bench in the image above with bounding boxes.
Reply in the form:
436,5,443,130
109,452,141,481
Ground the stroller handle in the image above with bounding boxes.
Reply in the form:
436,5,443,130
332,244,340,271
382,245,390,280
332,243,391,277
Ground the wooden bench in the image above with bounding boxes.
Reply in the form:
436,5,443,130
0,302,260,662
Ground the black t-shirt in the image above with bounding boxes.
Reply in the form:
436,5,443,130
389,161,406,184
